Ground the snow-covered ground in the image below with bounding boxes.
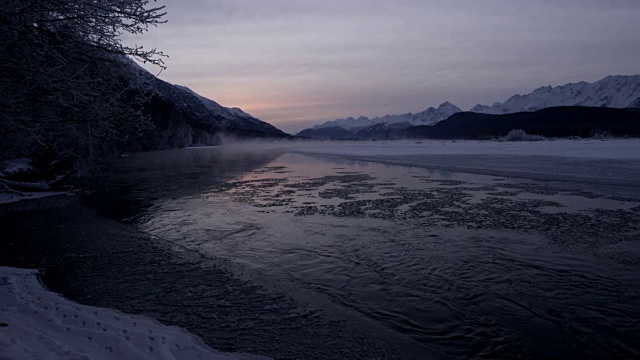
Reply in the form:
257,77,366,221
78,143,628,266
284,139,640,159
0,267,269,360
1,158,32,174
0,191,69,205
277,139,640,187
0,158,68,205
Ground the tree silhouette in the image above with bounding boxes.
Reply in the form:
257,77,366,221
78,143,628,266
0,0,167,182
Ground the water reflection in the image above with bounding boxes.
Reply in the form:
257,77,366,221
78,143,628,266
93,147,283,220
101,148,640,359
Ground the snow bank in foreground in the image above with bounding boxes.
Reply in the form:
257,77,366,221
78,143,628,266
0,158,32,175
0,267,269,360
0,191,68,205
0,158,70,205
283,139,640,159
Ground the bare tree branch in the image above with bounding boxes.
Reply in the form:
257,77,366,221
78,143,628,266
0,0,168,181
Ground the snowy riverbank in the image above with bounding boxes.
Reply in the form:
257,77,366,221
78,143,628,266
0,266,269,360
283,138,640,159
280,139,640,187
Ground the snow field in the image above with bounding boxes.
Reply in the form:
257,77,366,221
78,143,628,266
0,267,269,360
284,139,640,159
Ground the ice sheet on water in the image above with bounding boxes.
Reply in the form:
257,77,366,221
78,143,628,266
285,139,640,159
0,266,271,360
278,139,640,187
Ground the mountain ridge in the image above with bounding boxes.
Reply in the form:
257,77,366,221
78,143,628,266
127,64,288,149
297,75,640,139
402,106,640,140
312,101,462,131
471,75,640,114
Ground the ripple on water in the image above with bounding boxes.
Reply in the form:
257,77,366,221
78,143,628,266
113,151,640,359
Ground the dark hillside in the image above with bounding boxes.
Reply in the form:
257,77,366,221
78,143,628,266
403,107,640,139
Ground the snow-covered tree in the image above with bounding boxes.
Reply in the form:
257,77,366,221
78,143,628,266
0,0,167,181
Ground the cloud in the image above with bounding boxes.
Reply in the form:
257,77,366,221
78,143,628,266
130,0,640,133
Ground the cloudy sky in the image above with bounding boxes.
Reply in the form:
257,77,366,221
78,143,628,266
134,0,640,133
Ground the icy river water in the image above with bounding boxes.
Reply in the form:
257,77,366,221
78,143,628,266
93,146,640,359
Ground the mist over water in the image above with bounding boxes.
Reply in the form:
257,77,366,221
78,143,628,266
98,145,640,358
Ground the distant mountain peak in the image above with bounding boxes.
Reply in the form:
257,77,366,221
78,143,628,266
127,64,286,140
299,74,640,140
437,101,459,110
308,101,462,134
173,85,258,122
472,75,640,115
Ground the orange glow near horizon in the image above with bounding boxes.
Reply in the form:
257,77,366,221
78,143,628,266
136,1,640,133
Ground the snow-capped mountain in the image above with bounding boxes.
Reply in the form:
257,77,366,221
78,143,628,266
126,61,286,139
297,74,640,140
471,75,640,114
159,85,284,136
173,85,267,128
628,96,640,109
312,102,462,131
413,101,462,125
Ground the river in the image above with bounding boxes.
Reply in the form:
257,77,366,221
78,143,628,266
79,145,639,358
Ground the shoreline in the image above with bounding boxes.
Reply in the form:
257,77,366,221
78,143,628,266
4,143,640,359
0,266,269,360
295,152,640,189
0,193,431,359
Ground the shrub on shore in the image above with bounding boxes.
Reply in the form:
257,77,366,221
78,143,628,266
502,129,546,141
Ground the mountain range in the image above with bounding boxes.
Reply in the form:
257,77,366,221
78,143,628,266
127,64,288,151
310,101,462,131
470,75,640,114
402,107,640,140
297,75,640,139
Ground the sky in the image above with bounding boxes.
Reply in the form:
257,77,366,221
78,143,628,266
133,0,640,133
